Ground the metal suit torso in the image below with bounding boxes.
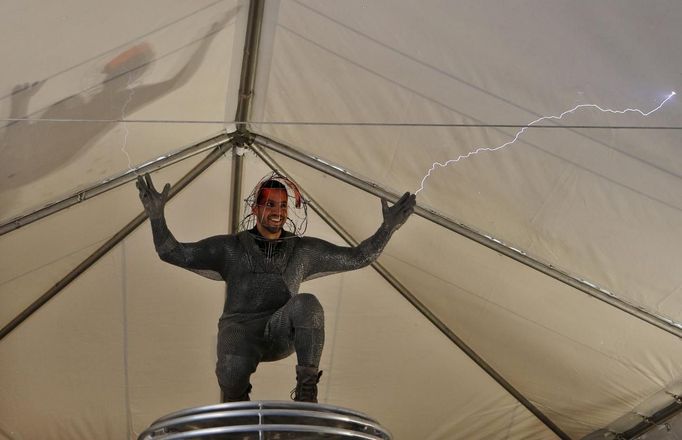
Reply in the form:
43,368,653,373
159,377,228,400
224,230,299,315
149,217,394,319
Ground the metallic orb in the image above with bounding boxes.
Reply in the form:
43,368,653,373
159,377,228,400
139,401,393,440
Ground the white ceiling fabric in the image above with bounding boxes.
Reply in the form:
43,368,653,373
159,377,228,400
1,156,232,439
252,0,682,325
2,0,682,439
0,0,241,221
265,149,682,437
0,153,206,329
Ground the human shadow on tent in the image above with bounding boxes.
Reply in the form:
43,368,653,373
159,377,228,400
0,7,238,203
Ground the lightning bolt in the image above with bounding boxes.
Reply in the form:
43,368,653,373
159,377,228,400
415,91,677,195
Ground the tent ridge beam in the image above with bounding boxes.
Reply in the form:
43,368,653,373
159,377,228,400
608,397,682,439
234,0,264,129
0,132,231,236
229,0,265,233
252,133,682,339
250,143,571,439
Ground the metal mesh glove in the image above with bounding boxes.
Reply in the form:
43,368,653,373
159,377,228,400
381,192,416,233
136,173,170,221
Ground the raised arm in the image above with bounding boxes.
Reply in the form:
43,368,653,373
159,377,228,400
136,173,226,278
9,81,45,120
300,192,416,279
129,8,240,108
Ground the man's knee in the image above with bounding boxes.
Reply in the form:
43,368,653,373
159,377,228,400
291,293,324,328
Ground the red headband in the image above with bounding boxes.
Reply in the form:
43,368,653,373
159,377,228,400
257,180,303,208
284,178,303,208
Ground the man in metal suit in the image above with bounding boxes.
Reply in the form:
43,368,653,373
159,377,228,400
137,172,416,403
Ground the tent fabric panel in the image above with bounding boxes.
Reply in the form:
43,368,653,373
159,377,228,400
0,250,129,440
304,268,558,440
0,154,232,439
0,120,228,224
0,152,208,329
252,0,682,325
0,0,236,93
0,241,101,328
1,0,240,221
263,148,682,437
524,164,682,320
385,119,682,325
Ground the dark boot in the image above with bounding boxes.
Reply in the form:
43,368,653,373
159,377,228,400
292,365,323,403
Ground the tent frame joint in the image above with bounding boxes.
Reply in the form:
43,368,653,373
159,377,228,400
228,128,255,151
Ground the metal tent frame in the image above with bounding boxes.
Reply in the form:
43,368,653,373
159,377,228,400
1,1,679,438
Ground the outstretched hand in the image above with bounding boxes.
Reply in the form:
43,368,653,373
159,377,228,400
209,5,242,34
12,81,45,97
381,192,416,232
136,173,170,220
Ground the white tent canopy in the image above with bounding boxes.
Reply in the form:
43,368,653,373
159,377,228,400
1,1,681,439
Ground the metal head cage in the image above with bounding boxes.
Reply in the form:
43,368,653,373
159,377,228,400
239,172,308,236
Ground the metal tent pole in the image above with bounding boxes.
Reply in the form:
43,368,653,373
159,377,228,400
615,397,682,439
229,0,265,233
0,132,230,236
234,0,264,128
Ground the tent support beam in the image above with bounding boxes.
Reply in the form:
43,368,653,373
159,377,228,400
234,0,264,128
250,143,571,440
0,142,232,341
614,398,682,439
0,132,231,236
229,0,265,233
252,133,682,340
229,147,245,234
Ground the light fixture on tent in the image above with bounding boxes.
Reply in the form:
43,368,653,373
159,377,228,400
138,401,393,440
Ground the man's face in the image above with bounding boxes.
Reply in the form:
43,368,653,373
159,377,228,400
253,188,288,234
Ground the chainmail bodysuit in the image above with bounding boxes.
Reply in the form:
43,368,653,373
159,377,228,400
149,217,396,400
